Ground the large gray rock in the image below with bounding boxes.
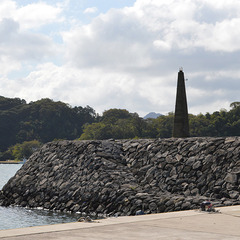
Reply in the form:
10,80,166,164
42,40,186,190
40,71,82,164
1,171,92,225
1,137,240,216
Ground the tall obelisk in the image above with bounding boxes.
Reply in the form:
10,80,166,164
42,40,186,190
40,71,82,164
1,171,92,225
173,68,189,138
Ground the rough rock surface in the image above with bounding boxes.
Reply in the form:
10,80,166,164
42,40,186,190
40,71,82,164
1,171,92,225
1,137,240,216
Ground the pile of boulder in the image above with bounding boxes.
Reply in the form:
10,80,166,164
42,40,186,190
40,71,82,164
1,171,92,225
1,137,240,216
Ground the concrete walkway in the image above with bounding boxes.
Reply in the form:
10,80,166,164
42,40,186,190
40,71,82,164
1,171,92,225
1,205,240,239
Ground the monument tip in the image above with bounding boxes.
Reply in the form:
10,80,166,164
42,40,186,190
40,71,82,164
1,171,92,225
173,68,189,138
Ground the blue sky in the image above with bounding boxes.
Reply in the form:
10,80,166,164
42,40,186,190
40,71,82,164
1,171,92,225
1,0,240,116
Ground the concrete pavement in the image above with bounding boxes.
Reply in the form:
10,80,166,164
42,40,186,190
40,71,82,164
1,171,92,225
1,205,240,239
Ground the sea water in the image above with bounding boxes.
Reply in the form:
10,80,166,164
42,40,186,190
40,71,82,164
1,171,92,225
0,164,79,230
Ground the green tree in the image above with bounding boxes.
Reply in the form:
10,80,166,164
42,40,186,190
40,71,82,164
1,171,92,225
10,140,42,161
0,96,97,152
80,109,145,140
189,114,210,136
102,109,132,124
230,102,240,109
144,113,174,138
79,122,113,140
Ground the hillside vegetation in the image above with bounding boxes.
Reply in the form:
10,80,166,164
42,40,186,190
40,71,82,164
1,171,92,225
0,96,96,160
79,103,240,140
1,96,240,161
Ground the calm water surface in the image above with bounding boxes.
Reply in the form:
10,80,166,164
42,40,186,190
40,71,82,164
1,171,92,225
0,164,79,230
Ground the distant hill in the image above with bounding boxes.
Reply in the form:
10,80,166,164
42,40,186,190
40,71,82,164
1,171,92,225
143,112,163,119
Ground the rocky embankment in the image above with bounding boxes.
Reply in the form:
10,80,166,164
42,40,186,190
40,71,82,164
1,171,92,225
1,137,240,216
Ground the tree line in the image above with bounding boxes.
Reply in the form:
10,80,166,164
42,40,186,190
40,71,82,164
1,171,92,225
1,96,240,161
0,96,97,161
79,102,240,140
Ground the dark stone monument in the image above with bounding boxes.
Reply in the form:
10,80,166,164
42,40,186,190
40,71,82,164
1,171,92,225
173,68,189,138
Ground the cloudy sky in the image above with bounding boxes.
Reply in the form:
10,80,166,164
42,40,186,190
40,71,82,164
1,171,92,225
1,0,240,117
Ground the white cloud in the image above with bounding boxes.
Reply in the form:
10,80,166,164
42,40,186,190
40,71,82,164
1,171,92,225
0,0,16,19
0,63,143,113
62,0,240,76
2,0,240,116
62,8,154,73
132,0,240,52
153,40,171,51
0,0,63,76
60,0,240,115
0,1,63,30
84,7,98,14
0,18,58,76
0,56,21,76
15,2,63,30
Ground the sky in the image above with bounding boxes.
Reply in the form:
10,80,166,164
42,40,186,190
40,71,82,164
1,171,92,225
1,0,240,117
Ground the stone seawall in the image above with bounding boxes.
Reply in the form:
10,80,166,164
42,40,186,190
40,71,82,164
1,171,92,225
1,137,240,216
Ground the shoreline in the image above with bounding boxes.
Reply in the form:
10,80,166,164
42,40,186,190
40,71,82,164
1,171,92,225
0,205,240,239
0,161,22,164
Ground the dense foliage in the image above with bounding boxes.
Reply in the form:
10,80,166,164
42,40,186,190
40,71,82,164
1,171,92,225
0,96,97,160
1,95,240,161
8,140,42,161
79,109,146,140
79,109,175,140
79,103,240,140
